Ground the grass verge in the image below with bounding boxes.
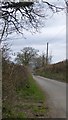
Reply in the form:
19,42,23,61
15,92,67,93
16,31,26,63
2,61,48,118
14,74,48,118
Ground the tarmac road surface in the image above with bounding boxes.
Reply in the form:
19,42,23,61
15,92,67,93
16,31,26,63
33,75,66,118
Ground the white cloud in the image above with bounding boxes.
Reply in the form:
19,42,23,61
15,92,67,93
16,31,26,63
6,1,66,63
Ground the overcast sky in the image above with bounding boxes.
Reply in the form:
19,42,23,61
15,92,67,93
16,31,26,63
6,0,66,63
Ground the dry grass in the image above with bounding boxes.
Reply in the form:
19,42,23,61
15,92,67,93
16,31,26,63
2,58,30,118
2,58,48,118
2,59,29,101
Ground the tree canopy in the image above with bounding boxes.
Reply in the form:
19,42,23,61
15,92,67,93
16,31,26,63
15,47,38,66
0,0,66,42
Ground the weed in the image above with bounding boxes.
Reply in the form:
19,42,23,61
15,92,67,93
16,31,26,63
2,60,48,118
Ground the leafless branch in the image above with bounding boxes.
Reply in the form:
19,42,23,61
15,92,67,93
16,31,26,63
0,1,66,42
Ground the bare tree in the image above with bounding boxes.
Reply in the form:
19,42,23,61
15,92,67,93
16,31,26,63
2,43,12,61
0,0,65,42
15,47,38,66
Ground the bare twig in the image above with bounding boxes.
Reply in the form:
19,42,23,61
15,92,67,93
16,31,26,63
0,1,66,42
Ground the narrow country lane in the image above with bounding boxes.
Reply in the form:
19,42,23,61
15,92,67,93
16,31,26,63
33,75,66,118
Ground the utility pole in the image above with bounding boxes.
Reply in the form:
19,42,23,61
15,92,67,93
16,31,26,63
46,42,48,65
42,53,45,67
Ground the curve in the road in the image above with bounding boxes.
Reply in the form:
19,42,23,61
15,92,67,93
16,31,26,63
33,75,66,118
